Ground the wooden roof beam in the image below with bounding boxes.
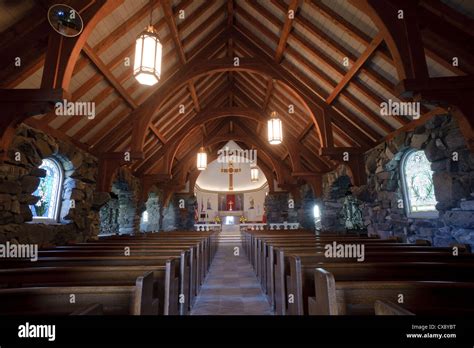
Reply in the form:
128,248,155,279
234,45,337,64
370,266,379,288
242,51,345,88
326,32,383,104
274,0,300,63
82,44,137,109
271,0,395,94
262,78,274,112
134,83,232,174
420,0,474,37
150,124,167,144
96,26,228,154
297,121,313,143
162,0,201,113
233,24,376,147
307,0,393,64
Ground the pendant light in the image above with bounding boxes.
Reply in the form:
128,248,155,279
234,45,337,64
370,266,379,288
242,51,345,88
250,165,259,182
133,1,162,86
267,111,283,145
197,146,207,171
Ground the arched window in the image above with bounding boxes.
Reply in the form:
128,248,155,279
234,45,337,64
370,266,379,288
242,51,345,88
401,150,438,218
313,204,322,231
30,158,63,222
142,211,149,223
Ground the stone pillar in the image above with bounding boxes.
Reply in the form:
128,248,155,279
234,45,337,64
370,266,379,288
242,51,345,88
99,198,119,234
118,192,139,235
141,193,161,232
161,199,177,231
161,194,196,231
321,175,352,232
264,192,289,223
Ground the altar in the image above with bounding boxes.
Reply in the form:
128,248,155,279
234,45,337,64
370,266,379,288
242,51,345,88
218,210,243,216
219,210,243,225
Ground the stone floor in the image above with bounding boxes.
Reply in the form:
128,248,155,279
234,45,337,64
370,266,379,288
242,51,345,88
190,243,274,315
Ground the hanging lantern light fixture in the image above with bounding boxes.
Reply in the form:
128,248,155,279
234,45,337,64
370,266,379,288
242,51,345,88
267,111,283,145
250,166,259,182
133,2,162,86
197,147,207,171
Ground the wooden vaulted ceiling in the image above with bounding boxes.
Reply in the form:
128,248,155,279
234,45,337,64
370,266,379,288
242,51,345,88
1,0,473,187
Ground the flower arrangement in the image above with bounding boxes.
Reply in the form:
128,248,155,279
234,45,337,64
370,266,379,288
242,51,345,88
239,216,247,223
214,216,221,224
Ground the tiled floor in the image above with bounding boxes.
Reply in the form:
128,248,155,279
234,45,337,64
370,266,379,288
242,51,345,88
191,243,274,315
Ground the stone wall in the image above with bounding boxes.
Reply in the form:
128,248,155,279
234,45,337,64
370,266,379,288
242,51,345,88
98,167,141,235
0,125,106,247
161,193,197,231
322,114,474,249
264,192,289,223
99,196,119,235
321,165,353,232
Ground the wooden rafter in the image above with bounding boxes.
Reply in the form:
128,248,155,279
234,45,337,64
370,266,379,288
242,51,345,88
162,0,201,113
82,44,137,109
150,124,167,144
262,78,274,112
93,25,228,154
274,0,300,63
326,32,384,105
233,24,377,147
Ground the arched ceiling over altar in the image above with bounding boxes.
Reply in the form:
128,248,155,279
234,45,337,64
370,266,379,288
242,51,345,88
195,141,267,192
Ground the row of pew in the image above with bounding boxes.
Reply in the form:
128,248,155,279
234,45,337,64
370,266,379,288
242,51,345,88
0,231,218,315
242,229,474,315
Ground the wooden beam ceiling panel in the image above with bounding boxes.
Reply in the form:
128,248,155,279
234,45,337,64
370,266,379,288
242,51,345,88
92,25,228,154
236,3,400,135
82,43,137,109
306,0,393,64
326,32,384,104
233,23,376,147
133,83,231,174
66,70,139,138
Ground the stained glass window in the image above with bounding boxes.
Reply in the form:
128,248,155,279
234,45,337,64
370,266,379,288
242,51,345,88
401,150,437,217
30,158,63,222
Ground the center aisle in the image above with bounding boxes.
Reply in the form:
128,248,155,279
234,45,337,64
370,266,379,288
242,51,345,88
191,241,274,315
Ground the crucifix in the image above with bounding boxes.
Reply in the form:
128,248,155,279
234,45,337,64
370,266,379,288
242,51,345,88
220,161,241,191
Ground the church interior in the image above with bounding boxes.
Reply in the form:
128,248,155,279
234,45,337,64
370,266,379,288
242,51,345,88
0,0,474,336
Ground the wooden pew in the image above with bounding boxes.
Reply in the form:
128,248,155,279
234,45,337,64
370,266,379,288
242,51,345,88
37,248,192,309
0,271,158,315
286,258,474,315
264,241,462,312
374,300,415,315
91,238,209,287
309,268,474,315
48,244,200,305
73,241,202,296
262,240,437,298
276,250,474,315
0,262,178,315
0,256,185,314
70,303,104,315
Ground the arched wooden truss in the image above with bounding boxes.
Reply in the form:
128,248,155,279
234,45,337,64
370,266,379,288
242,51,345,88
0,0,472,198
